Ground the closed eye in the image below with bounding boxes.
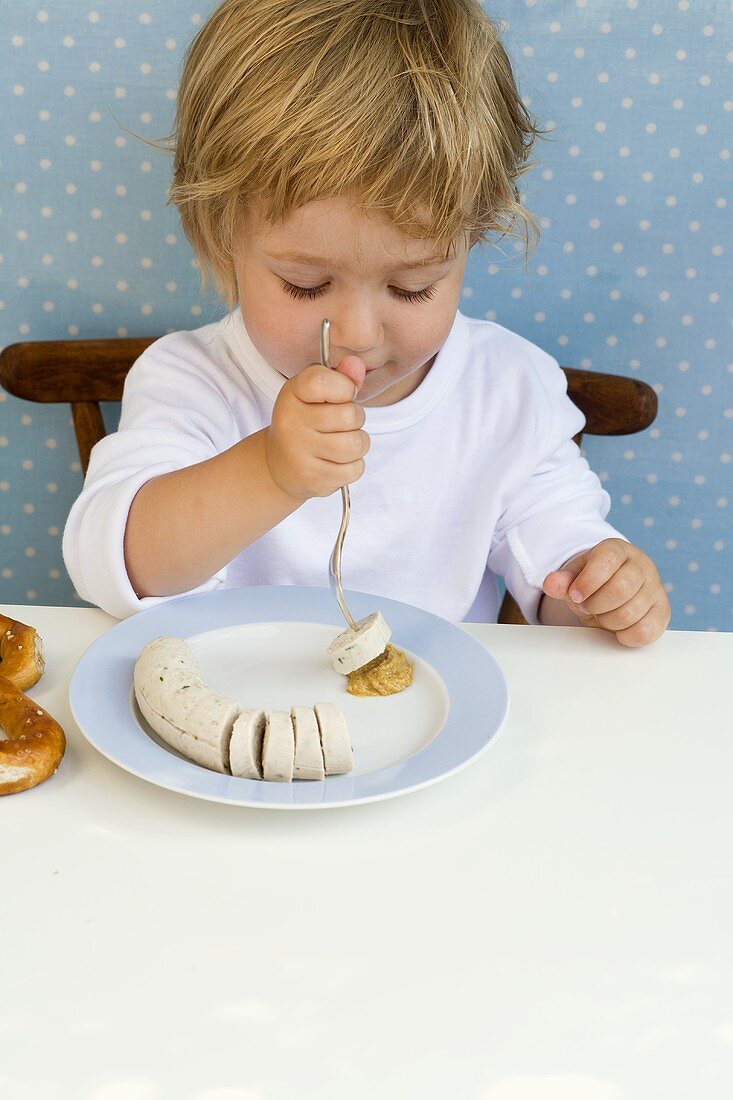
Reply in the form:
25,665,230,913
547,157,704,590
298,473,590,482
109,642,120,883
279,279,437,304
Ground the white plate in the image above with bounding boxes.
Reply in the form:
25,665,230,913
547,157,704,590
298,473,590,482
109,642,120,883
69,585,509,809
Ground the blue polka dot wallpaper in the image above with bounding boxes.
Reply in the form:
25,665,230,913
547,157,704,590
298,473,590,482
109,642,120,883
0,1,730,629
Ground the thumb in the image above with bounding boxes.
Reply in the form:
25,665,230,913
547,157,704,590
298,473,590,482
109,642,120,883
542,551,600,628
542,568,579,601
542,548,590,601
334,355,367,397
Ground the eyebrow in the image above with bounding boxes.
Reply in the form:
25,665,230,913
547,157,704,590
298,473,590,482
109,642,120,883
265,250,454,272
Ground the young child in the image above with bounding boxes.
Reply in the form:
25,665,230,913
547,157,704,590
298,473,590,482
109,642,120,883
63,0,670,646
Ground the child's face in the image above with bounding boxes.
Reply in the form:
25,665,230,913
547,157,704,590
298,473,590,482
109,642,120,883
233,196,469,406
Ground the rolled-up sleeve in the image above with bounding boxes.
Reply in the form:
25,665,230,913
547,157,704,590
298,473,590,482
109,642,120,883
62,344,238,620
487,361,629,625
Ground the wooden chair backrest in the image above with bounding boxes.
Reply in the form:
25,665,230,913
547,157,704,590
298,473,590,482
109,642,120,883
0,336,658,472
0,337,155,475
0,335,658,624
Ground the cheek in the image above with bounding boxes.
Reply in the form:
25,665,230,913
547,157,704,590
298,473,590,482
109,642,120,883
240,290,311,375
392,313,449,358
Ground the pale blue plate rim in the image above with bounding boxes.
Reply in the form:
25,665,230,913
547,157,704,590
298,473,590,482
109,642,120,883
68,585,509,809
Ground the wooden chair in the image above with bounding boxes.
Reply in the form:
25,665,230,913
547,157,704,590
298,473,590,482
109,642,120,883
0,336,657,624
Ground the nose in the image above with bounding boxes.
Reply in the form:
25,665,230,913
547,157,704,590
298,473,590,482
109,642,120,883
330,333,379,359
334,341,375,358
327,311,381,359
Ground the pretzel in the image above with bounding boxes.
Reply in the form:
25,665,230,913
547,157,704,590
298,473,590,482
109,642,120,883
0,677,66,795
0,612,45,691
0,613,66,796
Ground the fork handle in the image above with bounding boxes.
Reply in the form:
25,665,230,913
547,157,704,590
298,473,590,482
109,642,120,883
331,488,358,631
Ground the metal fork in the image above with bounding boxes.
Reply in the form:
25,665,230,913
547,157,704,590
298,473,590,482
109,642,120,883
320,318,358,632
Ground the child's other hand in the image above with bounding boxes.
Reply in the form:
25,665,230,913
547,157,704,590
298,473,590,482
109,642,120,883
542,538,671,647
265,356,369,501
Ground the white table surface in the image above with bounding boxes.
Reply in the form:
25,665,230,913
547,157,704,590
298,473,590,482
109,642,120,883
2,602,732,1100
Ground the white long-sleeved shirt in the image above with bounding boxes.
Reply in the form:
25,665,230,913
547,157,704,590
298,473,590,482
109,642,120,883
62,306,628,623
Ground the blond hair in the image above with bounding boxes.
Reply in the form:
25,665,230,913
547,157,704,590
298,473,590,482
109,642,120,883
128,0,548,310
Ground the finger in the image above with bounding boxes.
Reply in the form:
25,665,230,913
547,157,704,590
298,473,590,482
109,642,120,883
308,400,366,434
313,456,366,492
315,428,371,464
591,586,654,633
292,363,361,405
614,601,671,648
567,539,630,603
579,562,645,617
334,355,367,395
542,569,577,601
